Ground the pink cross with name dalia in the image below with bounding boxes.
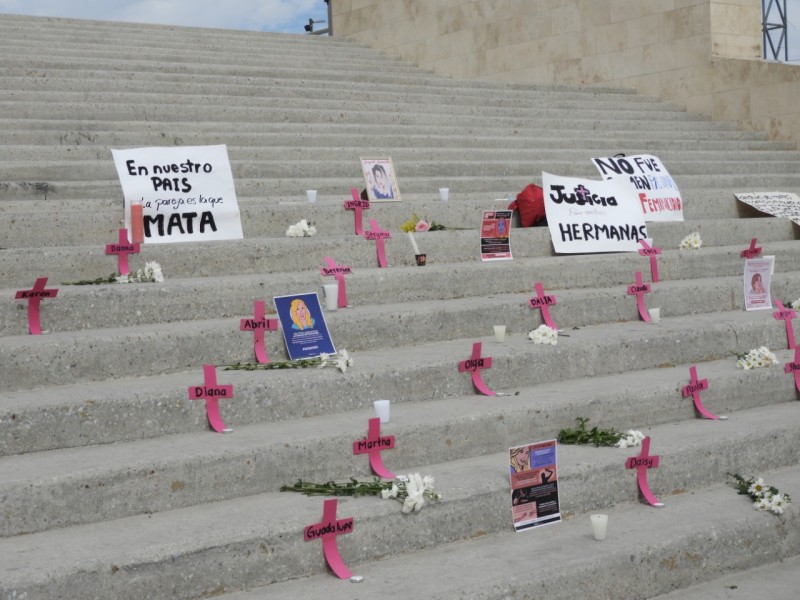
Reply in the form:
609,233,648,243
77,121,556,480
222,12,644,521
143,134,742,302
364,219,392,268
458,341,496,396
344,188,370,235
352,417,395,478
15,277,58,335
740,238,762,259
625,436,664,507
638,240,662,283
105,228,140,276
188,364,234,433
682,365,722,420
773,300,797,350
320,256,352,308
529,281,558,330
784,346,800,393
240,300,278,363
627,271,652,322
304,498,354,579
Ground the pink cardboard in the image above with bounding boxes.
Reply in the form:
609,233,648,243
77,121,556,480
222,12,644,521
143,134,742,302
625,436,663,507
740,238,763,259
105,228,140,276
344,188,370,235
681,365,719,420
773,300,797,350
15,277,58,335
638,240,662,283
188,364,234,433
364,219,392,268
303,498,354,579
320,257,352,308
627,271,652,322
529,281,558,330
784,346,800,393
458,341,496,396
352,417,396,478
240,300,279,363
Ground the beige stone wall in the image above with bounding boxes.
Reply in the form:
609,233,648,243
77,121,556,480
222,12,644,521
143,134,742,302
332,0,800,146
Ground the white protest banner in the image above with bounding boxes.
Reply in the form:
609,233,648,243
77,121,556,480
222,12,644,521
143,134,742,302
734,192,800,225
591,154,683,222
112,145,243,244
542,172,648,254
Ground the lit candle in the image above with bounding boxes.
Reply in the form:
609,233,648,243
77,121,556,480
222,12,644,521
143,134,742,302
408,232,420,255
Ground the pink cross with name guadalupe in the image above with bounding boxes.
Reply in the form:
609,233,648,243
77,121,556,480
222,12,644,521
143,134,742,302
344,188,370,235
638,240,662,283
625,436,664,507
682,365,722,420
320,256,352,308
240,300,278,363
15,277,58,335
784,346,800,393
627,271,652,322
364,219,392,268
458,341,496,396
529,281,558,330
303,498,354,579
105,228,140,276
740,238,762,259
352,417,395,478
773,300,797,350
188,364,234,433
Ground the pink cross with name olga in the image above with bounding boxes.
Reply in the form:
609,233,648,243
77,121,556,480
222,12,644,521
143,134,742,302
638,240,662,283
740,238,762,259
303,498,354,579
784,346,800,393
353,417,395,478
240,300,278,363
627,271,652,322
773,300,797,350
364,219,392,268
344,188,370,235
529,281,558,330
105,228,140,276
625,436,664,507
682,365,722,420
15,277,58,335
458,341,496,396
320,256,352,308
188,364,234,433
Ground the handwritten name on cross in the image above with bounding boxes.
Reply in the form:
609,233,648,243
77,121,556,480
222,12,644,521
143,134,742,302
740,238,762,259
304,498,354,579
638,240,662,283
188,364,234,433
625,436,664,507
773,300,797,350
344,188,370,235
352,417,395,478
105,228,140,276
15,277,58,335
529,281,558,330
458,341,496,396
240,300,278,363
320,256,352,308
682,365,723,420
364,219,392,268
627,271,652,322
784,346,800,393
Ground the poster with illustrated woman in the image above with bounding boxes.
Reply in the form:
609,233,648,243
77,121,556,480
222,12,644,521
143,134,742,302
274,292,336,359
744,256,774,311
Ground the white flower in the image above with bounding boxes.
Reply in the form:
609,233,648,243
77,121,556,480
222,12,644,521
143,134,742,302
401,474,426,513
422,475,435,492
769,494,789,515
748,478,768,498
528,324,558,345
737,347,778,370
116,274,131,284
754,496,772,511
286,219,316,237
679,232,702,249
144,261,164,283
317,353,330,368
791,298,800,311
616,430,645,448
335,349,352,373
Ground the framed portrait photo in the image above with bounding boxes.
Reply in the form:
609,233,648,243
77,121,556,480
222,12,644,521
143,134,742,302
360,157,401,202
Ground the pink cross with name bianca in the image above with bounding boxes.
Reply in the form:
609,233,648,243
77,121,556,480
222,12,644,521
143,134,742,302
627,271,652,322
529,281,558,330
638,240,662,283
458,341,495,396
773,300,797,350
15,277,58,335
303,498,354,579
344,188,370,235
682,365,722,420
320,256,352,308
188,364,234,433
240,300,278,363
740,237,762,259
105,228,140,276
625,436,663,507
353,417,395,478
364,219,392,268
784,347,800,393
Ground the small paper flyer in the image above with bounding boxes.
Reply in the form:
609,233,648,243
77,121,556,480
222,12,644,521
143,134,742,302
480,209,513,261
509,439,561,532
744,256,774,311
274,292,336,360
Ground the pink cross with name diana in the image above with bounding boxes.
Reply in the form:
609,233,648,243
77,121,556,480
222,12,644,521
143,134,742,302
740,238,762,259
344,188,370,235
529,281,558,330
240,300,278,363
15,277,58,335
352,417,395,478
638,240,662,283
188,364,234,433
627,271,652,322
773,300,797,350
682,365,721,420
784,346,800,393
458,341,496,396
625,436,664,507
105,228,140,276
364,219,392,268
320,256,352,308
303,498,354,579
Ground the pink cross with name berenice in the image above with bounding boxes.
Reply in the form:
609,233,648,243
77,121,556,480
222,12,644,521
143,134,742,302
188,364,234,433
320,256,352,308
364,219,392,268
304,498,354,580
344,188,370,235
784,346,800,393
638,240,662,283
625,436,664,507
105,228,140,276
773,300,797,350
353,417,395,478
240,300,278,364
458,341,496,396
529,281,558,330
627,271,652,322
682,365,722,420
15,277,58,335
740,238,762,259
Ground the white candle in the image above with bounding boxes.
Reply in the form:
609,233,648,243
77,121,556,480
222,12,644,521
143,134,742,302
408,232,420,254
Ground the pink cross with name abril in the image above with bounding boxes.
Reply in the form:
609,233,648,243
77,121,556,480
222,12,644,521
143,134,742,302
105,228,140,276
304,498,354,579
320,256,352,308
638,240,662,283
188,364,234,433
627,271,652,322
240,300,278,363
682,365,722,420
625,436,664,507
740,238,762,259
458,341,496,396
15,277,58,335
529,281,558,330
773,300,797,350
353,417,395,478
364,219,392,268
344,188,370,235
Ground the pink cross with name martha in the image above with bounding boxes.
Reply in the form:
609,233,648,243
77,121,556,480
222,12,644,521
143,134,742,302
682,365,721,420
740,238,762,259
304,498,354,579
784,346,800,393
529,281,558,330
188,364,234,433
240,300,278,363
344,188,370,235
638,240,662,283
15,277,58,335
773,300,797,350
105,228,140,276
353,417,395,478
458,341,496,396
364,219,392,268
320,256,352,308
625,436,664,507
627,271,652,322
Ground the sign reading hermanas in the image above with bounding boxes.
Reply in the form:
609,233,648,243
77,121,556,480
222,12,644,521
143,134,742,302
542,172,648,254
111,145,243,244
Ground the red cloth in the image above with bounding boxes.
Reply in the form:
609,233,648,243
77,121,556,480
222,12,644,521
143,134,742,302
508,184,546,227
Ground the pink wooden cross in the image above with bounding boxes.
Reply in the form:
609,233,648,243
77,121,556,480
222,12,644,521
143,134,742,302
364,219,392,268
458,341,496,396
784,346,800,393
682,365,723,420
625,436,664,507
320,256,352,308
304,498,354,579
105,228,140,276
240,300,278,363
627,271,652,322
638,240,662,283
188,364,234,433
773,300,797,350
15,277,58,335
740,238,762,259
529,281,558,330
344,188,370,235
352,417,395,478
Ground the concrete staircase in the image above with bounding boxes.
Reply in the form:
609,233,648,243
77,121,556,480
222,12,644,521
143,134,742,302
1,12,799,599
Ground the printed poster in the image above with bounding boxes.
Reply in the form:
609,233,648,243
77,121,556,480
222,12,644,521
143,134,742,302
744,256,774,311
509,439,561,532
480,209,513,261
111,144,243,244
274,292,336,360
734,192,800,225
360,157,401,202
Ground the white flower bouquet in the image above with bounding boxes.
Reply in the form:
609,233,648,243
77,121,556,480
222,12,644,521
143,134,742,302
286,219,317,237
729,473,791,515
735,346,778,370
528,324,558,345
679,231,702,249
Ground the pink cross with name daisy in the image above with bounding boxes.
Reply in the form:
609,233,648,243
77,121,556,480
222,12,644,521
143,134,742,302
625,436,663,507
